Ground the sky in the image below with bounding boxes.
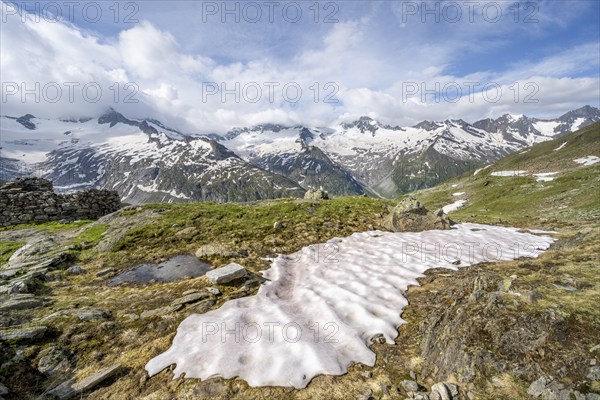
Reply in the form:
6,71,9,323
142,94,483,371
1,0,599,133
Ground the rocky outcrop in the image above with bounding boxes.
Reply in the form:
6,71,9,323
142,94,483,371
0,177,121,226
304,188,330,200
382,197,452,232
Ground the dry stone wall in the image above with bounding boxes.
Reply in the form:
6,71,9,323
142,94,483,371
0,177,121,226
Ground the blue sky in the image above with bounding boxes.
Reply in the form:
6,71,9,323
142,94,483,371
2,0,599,132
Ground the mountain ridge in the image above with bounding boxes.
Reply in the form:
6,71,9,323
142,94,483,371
1,106,598,203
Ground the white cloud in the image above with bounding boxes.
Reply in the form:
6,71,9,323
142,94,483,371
1,0,598,133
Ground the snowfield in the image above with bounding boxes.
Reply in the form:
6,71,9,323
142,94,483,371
146,224,554,388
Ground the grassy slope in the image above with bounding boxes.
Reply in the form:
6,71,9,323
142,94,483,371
411,122,600,227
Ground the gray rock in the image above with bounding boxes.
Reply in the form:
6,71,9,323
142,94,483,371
171,292,210,307
206,287,221,295
402,379,420,392
122,313,139,321
7,281,29,294
273,221,283,229
445,383,459,397
552,284,577,291
0,325,46,341
524,290,543,303
38,345,72,376
48,364,121,399
66,266,86,275
528,377,548,397
0,294,43,311
541,388,577,400
72,363,121,392
587,394,600,400
195,244,247,258
140,304,183,319
41,309,108,322
0,383,7,396
382,197,452,232
95,268,115,277
206,263,247,284
175,227,197,236
304,188,329,200
430,383,451,400
587,366,600,380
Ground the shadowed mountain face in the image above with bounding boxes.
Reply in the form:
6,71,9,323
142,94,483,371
1,106,598,202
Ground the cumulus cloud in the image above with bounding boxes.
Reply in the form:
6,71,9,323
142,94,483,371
1,0,598,133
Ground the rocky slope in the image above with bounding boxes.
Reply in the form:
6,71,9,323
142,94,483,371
2,106,598,203
217,106,600,198
1,110,305,204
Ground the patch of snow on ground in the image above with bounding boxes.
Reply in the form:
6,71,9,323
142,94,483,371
491,171,527,177
554,142,567,152
571,118,585,131
533,121,559,136
146,224,554,388
574,156,600,166
451,184,458,188
534,172,558,182
452,192,465,196
442,199,466,214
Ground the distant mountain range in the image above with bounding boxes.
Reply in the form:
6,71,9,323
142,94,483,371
1,106,598,204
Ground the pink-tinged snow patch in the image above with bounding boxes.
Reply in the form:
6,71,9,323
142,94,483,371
146,224,554,388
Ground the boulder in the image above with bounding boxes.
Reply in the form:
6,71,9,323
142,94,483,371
402,379,420,393
430,382,451,400
206,263,247,284
66,266,87,275
37,345,73,376
304,189,329,200
382,197,452,232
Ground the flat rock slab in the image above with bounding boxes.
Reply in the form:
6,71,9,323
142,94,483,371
41,309,108,322
48,364,122,399
171,292,210,307
140,304,183,319
0,294,43,311
109,256,211,286
0,325,47,341
206,263,247,284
